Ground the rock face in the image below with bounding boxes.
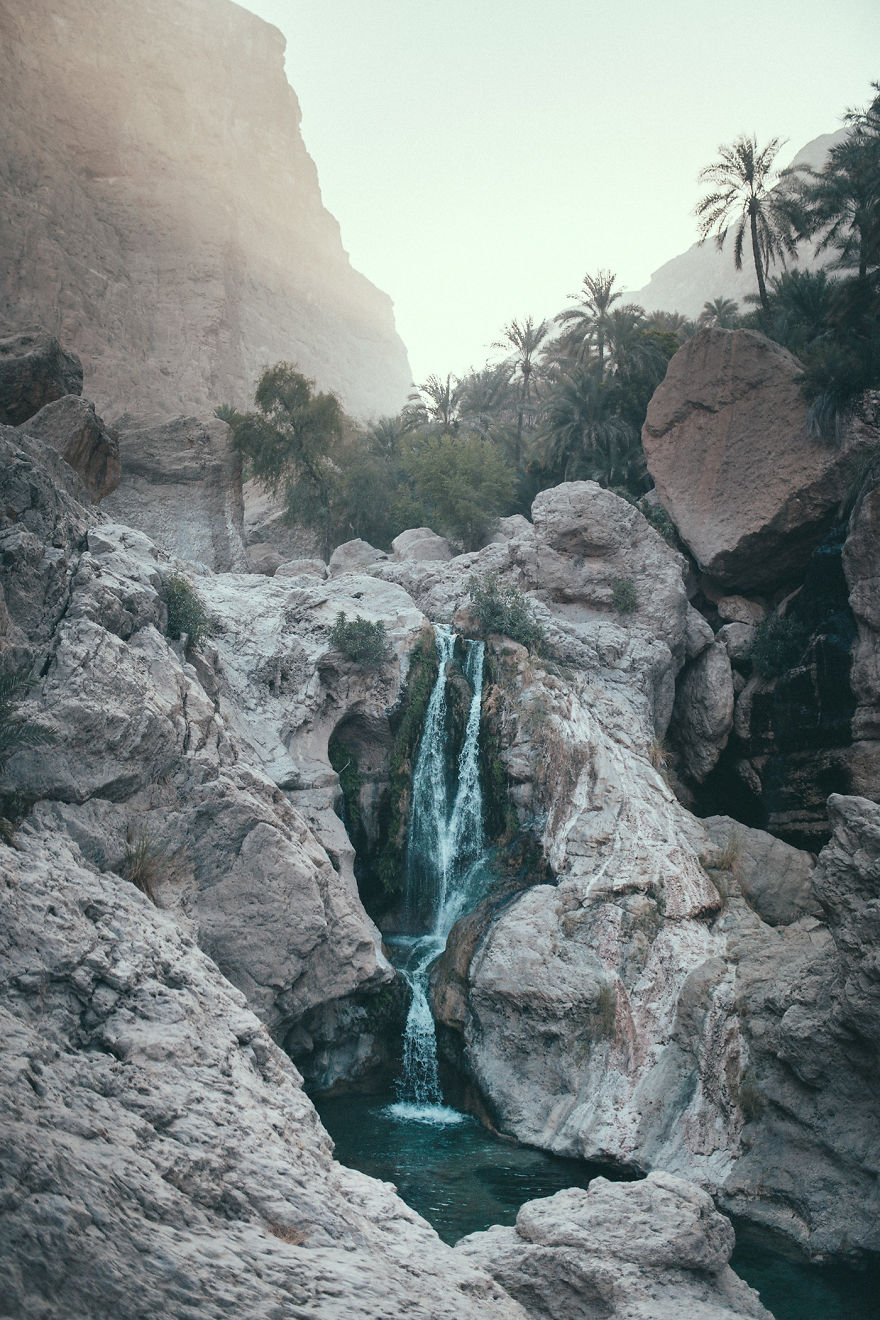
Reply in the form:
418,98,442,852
0,428,413,1080
643,329,875,589
0,0,411,419
0,328,83,425
844,461,880,769
19,394,120,501
101,414,247,571
456,1174,771,1320
0,829,527,1320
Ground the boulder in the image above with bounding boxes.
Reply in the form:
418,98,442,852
643,329,876,589
275,557,328,580
0,830,526,1320
671,639,735,782
19,394,120,501
246,541,283,575
702,815,821,926
718,621,755,665
456,1174,771,1320
101,414,247,571
328,538,388,577
0,328,82,425
718,595,766,625
391,527,453,562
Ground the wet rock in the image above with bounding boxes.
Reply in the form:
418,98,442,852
643,328,876,589
19,394,120,501
456,1173,771,1319
0,328,82,425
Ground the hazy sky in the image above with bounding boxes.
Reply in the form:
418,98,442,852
240,0,877,386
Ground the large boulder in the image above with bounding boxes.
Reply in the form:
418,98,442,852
101,414,247,570
0,830,525,1320
643,329,876,590
19,394,121,501
392,527,453,563
456,1174,771,1320
702,815,821,926
0,328,82,425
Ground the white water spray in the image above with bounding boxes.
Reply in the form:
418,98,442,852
389,625,488,1123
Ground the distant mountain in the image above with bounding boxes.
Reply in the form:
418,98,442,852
627,132,848,318
0,0,412,419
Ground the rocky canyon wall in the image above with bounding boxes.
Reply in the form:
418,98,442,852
0,0,411,419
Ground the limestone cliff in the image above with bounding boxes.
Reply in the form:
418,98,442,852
0,0,411,419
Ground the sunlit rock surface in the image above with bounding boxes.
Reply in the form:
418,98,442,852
0,0,411,418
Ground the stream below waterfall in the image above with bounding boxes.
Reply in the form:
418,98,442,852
319,624,879,1320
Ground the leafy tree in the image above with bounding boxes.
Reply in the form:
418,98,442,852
555,270,624,378
404,373,463,431
228,363,346,555
164,571,211,651
695,135,800,315
698,296,741,329
400,431,515,549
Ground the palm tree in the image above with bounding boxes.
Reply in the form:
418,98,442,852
457,364,515,441
404,374,462,431
695,135,800,315
493,316,550,464
797,86,880,281
555,270,623,378
698,297,741,329
542,365,640,486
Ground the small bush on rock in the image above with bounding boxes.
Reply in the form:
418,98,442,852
123,830,165,904
611,576,638,614
165,570,211,650
467,573,545,651
331,612,390,667
749,613,807,677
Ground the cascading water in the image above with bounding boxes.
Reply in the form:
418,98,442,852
388,625,488,1123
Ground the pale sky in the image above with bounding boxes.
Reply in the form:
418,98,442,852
239,0,877,386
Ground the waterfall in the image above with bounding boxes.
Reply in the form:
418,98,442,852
389,625,488,1123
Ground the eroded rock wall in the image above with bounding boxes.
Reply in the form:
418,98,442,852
0,0,411,419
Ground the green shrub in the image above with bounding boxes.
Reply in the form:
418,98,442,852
467,573,545,651
749,614,808,677
611,576,638,614
641,501,679,545
330,612,390,667
165,571,211,650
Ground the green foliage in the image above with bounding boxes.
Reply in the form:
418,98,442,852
611,577,638,614
400,431,516,549
330,612,390,668
374,635,439,899
328,736,363,839
467,573,545,651
165,571,211,650
749,613,808,677
641,500,679,545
